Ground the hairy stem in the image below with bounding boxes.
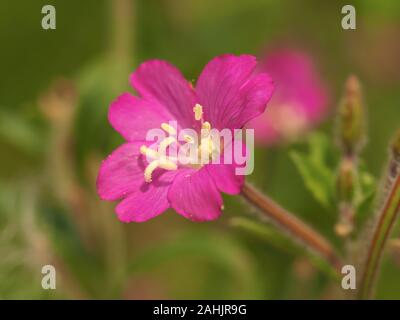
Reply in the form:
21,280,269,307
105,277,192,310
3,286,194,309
359,174,400,299
334,75,365,238
241,182,342,270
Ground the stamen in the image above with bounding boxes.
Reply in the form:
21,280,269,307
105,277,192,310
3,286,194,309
202,121,211,131
143,158,178,183
161,123,176,135
201,121,211,138
200,137,214,158
193,104,203,121
141,108,219,182
141,132,179,183
184,134,194,143
140,145,147,154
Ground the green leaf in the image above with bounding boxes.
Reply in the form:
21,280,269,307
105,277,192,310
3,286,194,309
289,133,335,209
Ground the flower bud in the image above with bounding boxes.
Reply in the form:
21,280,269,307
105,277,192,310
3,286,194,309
335,157,356,237
336,75,366,156
336,157,356,204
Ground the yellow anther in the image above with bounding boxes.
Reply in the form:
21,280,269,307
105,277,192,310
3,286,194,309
141,110,219,182
193,104,203,121
140,145,147,155
161,123,176,135
202,121,211,131
201,122,211,138
184,134,194,143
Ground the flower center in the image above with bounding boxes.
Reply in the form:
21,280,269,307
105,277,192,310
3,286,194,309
140,104,218,183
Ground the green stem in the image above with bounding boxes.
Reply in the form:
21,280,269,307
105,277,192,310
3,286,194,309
241,182,342,271
359,173,400,299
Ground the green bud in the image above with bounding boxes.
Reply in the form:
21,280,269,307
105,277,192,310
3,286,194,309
336,75,366,156
335,157,356,237
336,157,356,203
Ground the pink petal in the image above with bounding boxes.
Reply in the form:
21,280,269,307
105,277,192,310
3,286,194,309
206,164,244,195
246,107,280,144
196,54,274,130
96,142,147,201
168,168,223,221
261,49,328,122
108,93,174,142
248,49,328,145
130,60,198,129
235,73,274,126
205,139,247,194
115,170,177,223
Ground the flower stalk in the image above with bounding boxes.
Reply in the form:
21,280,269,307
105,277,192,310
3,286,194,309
335,157,357,237
359,130,400,299
334,75,365,237
241,182,342,270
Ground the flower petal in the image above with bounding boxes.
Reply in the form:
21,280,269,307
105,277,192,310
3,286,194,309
96,142,147,201
115,170,177,222
108,93,174,142
205,139,248,194
260,49,328,122
246,109,280,144
233,73,274,126
196,54,274,130
168,168,223,221
206,164,244,195
247,49,328,145
130,60,197,129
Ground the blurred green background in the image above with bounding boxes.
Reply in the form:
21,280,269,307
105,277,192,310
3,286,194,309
0,0,399,299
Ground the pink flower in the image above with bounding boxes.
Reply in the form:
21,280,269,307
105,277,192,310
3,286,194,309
97,55,274,222
247,49,328,145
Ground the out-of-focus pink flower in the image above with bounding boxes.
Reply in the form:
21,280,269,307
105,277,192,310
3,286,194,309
247,49,328,145
97,55,273,222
